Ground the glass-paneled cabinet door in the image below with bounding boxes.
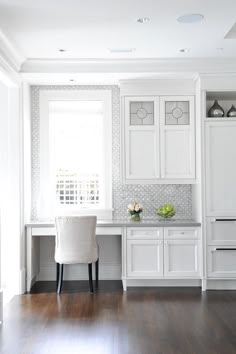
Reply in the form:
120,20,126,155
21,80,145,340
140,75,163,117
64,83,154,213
160,96,195,180
124,96,160,182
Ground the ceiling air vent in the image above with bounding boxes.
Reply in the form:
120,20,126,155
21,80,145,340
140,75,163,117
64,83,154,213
108,48,136,53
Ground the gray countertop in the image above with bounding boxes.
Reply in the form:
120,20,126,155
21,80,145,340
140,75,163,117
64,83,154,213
25,219,201,228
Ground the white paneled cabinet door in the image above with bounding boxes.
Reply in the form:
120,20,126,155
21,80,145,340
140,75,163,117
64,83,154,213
205,121,236,216
127,240,163,277
207,218,236,245
160,96,195,180
208,246,236,278
124,96,160,182
164,240,200,277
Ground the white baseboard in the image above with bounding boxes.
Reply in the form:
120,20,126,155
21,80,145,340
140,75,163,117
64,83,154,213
27,274,37,292
124,279,202,288
38,263,122,281
206,279,236,290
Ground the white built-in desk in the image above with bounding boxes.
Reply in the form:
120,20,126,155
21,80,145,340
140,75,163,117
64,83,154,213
26,219,201,292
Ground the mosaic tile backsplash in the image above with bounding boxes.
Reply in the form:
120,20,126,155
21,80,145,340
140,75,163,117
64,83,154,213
31,85,192,220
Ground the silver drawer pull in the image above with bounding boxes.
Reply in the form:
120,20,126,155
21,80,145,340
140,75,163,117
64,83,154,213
215,219,236,222
214,248,236,251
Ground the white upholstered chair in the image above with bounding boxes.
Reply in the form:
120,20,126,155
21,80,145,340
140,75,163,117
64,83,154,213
55,216,99,294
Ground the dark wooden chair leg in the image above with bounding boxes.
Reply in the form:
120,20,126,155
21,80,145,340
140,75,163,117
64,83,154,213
56,263,59,288
57,264,64,294
95,258,99,288
88,263,94,293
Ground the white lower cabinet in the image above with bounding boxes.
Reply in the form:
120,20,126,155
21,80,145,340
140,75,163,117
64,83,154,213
206,217,236,279
126,226,201,280
164,240,200,277
208,246,236,278
206,217,236,245
127,240,163,277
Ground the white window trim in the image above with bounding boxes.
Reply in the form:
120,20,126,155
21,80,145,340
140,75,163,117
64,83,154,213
39,89,112,220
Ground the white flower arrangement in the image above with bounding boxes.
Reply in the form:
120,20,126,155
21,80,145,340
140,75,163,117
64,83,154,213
127,202,143,216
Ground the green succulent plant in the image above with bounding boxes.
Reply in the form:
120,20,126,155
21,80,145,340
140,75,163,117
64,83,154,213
156,204,175,218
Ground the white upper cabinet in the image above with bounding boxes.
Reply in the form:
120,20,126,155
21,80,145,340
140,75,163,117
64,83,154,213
124,96,160,181
205,121,236,216
122,95,195,183
160,96,195,180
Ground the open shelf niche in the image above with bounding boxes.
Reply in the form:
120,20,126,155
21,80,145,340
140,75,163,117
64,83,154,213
206,91,236,119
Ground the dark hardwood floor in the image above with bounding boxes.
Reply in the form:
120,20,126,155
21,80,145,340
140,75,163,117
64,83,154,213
1,282,236,354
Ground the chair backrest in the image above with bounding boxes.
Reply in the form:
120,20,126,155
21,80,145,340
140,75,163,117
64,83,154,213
55,216,98,264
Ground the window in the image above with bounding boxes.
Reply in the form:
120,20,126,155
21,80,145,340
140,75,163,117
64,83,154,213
39,90,112,219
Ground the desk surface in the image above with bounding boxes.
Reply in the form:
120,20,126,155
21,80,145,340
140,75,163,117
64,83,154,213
26,219,201,228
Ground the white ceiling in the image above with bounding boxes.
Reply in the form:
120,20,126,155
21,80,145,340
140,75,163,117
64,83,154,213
0,0,236,84
0,0,236,61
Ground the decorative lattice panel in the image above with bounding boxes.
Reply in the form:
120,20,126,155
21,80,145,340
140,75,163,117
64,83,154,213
165,101,190,125
130,101,154,125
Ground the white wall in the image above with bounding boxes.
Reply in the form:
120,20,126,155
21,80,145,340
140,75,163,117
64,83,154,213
0,80,23,298
0,82,10,295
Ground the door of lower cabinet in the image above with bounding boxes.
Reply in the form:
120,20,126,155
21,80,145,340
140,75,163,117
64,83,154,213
164,240,200,277
206,217,236,245
208,246,236,278
127,240,163,277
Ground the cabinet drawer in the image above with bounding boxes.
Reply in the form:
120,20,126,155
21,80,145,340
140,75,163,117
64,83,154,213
127,227,163,240
208,246,236,278
164,227,199,239
207,218,236,245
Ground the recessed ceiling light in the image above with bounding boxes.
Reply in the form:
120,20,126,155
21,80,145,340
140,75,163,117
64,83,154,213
58,48,66,52
179,48,190,53
137,17,150,23
177,13,204,23
108,48,136,53
69,79,75,82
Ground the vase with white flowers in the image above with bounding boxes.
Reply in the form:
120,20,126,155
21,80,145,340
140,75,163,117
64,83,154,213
127,202,143,222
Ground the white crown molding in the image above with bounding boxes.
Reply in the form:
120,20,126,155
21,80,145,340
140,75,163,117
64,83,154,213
0,30,25,73
21,57,236,75
20,71,199,85
119,78,196,96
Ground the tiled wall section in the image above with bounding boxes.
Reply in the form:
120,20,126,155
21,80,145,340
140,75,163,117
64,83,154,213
31,85,192,220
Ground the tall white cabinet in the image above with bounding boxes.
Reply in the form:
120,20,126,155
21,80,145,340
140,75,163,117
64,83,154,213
205,121,236,216
121,86,196,183
205,120,236,279
201,79,236,288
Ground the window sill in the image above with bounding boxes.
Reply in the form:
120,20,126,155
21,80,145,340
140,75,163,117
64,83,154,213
55,208,113,220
